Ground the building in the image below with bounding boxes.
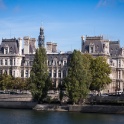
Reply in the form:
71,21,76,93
0,27,71,88
0,26,123,93
81,35,124,93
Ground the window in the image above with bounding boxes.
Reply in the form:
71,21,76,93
30,61,33,66
119,71,121,79
49,70,51,77
48,61,51,66
5,59,8,65
91,47,93,53
21,70,24,77
0,70,2,75
10,59,12,65
5,48,8,54
54,70,56,78
4,70,7,75
25,70,28,78
63,70,66,78
0,59,3,65
58,70,61,78
9,70,12,76
14,59,15,65
9,47,13,54
64,61,66,66
119,60,121,67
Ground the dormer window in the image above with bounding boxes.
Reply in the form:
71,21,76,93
3,44,9,54
5,48,8,54
89,43,95,53
9,47,13,54
91,47,93,53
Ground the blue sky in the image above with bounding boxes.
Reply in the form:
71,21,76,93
0,0,124,52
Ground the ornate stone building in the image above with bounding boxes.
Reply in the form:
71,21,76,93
0,27,71,88
81,35,124,93
1,26,123,93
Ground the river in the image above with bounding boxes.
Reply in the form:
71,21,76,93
0,109,124,124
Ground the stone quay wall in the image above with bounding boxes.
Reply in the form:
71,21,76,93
0,94,37,109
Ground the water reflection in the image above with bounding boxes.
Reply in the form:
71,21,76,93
0,109,124,124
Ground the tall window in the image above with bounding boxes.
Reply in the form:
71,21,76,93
64,61,66,66
54,70,56,78
10,59,12,65
5,59,8,65
0,59,3,65
25,70,28,78
49,70,52,77
9,70,12,76
91,47,93,53
119,60,121,67
0,70,2,75
4,70,7,75
63,70,66,78
119,70,121,79
21,70,24,77
5,48,8,54
58,70,61,78
9,47,13,54
14,59,15,65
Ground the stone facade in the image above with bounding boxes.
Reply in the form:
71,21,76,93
0,27,71,88
0,27,123,93
81,35,124,93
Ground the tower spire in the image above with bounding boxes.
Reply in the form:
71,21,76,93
38,25,45,47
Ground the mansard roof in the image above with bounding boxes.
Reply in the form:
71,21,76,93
0,38,19,54
109,41,120,57
82,36,105,53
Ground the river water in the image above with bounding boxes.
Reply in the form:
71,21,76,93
0,109,124,124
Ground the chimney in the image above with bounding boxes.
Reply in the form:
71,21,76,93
18,37,22,55
52,43,57,52
23,36,30,54
46,42,52,53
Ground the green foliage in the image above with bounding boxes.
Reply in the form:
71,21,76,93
0,73,13,90
29,47,51,103
0,74,29,91
90,56,112,92
64,50,92,104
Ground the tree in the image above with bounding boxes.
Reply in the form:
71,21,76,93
29,47,51,103
0,73,13,90
90,56,112,92
64,50,92,104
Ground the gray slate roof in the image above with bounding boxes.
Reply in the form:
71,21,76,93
0,38,19,54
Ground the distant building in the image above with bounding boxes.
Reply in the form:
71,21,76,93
81,35,124,93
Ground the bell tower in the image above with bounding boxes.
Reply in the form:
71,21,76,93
38,26,45,47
